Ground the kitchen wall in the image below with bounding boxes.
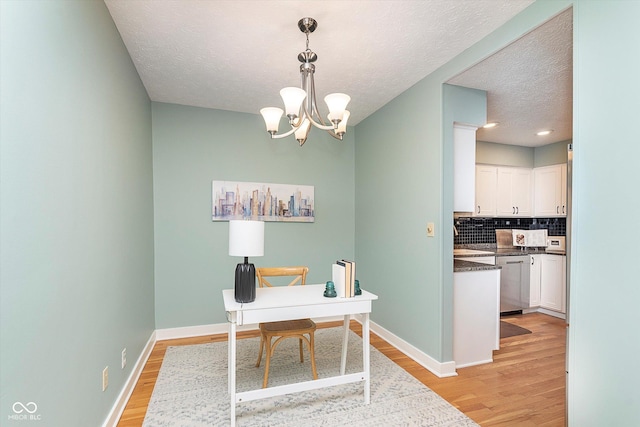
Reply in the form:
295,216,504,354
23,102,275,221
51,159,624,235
477,140,534,167
477,139,570,168
534,140,570,167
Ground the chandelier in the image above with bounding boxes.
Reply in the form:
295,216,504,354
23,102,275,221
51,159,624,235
260,17,351,146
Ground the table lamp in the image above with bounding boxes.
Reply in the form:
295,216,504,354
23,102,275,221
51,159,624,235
228,220,264,303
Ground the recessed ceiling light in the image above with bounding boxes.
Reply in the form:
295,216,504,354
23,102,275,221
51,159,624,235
483,122,499,129
536,130,554,136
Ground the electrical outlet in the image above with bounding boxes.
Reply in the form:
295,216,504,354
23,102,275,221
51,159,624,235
102,366,109,391
121,348,127,369
427,222,435,237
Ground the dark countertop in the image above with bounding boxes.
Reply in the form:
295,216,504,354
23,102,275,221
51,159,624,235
455,245,565,257
453,246,565,272
454,259,502,272
494,248,546,256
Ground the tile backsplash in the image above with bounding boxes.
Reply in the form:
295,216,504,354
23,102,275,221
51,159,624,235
453,217,566,245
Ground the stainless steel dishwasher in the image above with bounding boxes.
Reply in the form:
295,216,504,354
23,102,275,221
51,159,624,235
496,255,530,314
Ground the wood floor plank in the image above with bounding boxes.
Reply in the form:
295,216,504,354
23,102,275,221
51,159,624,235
117,313,566,426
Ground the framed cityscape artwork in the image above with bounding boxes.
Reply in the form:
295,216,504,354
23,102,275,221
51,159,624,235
212,180,315,222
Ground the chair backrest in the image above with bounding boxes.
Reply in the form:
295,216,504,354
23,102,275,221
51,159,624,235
256,266,309,288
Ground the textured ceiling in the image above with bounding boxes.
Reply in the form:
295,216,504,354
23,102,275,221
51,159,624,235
449,8,573,147
104,0,572,147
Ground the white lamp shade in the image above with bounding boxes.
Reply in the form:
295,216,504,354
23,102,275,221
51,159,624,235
260,107,283,133
294,118,311,141
324,93,351,121
229,220,264,257
280,87,307,117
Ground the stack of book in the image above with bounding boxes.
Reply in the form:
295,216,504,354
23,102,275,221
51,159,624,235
332,259,356,298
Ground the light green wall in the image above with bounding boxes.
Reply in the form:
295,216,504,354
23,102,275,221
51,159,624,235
477,140,569,168
0,1,154,426
476,140,571,168
534,139,570,166
477,140,534,167
355,0,572,364
441,84,487,359
355,81,487,362
355,78,444,359
569,1,640,425
151,103,355,328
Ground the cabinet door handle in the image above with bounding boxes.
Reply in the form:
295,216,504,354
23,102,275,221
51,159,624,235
562,205,566,214
507,261,524,264
557,206,560,214
477,205,480,214
513,207,516,214
516,206,519,214
531,257,535,265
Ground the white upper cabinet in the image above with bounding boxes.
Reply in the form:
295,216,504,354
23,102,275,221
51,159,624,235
496,167,532,217
473,163,567,218
533,164,567,217
453,124,478,212
474,165,497,216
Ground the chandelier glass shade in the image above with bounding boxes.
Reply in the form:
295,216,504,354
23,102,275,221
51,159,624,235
260,17,351,146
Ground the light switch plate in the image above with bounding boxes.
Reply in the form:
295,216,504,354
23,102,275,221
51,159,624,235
427,222,435,237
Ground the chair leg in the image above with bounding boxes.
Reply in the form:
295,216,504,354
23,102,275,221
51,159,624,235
255,334,265,367
262,335,272,388
309,331,318,380
298,338,304,362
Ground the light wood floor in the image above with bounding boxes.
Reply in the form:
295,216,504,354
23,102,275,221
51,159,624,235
117,312,566,426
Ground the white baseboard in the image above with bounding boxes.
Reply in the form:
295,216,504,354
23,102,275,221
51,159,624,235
455,358,493,369
536,307,566,319
154,316,347,341
155,322,242,340
102,331,156,427
366,320,457,378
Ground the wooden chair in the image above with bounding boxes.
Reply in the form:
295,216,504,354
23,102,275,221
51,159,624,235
255,266,318,388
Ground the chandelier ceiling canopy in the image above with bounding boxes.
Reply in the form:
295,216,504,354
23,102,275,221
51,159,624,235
260,17,350,146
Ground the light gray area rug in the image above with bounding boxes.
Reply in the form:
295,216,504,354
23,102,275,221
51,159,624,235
143,328,478,426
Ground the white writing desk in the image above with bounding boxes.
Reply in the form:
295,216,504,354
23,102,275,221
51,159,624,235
222,284,378,427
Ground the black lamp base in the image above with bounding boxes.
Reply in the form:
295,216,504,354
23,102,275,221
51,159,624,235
234,258,256,303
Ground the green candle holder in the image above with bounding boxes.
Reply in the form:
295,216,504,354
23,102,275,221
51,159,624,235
324,281,337,298
354,279,362,296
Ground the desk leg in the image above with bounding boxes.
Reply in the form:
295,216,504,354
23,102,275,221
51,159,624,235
229,321,237,427
340,314,349,375
362,312,371,404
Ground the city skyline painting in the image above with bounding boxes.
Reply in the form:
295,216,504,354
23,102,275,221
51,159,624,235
212,180,315,222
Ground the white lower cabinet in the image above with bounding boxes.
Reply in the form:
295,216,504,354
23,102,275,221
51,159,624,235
453,269,500,368
539,254,566,313
529,254,542,307
528,254,566,314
